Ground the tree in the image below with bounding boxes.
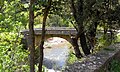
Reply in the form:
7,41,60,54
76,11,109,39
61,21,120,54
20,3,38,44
46,15,70,27
29,0,35,72
70,0,90,57
81,0,120,51
86,0,120,47
38,0,52,72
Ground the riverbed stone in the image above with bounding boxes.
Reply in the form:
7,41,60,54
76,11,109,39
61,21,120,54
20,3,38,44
63,43,120,72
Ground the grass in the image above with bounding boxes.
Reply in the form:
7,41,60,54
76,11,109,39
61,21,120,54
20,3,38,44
116,34,120,42
108,59,120,72
66,50,78,65
103,48,115,51
66,49,86,65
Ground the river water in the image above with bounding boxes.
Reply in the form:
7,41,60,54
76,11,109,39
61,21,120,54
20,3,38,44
43,37,70,72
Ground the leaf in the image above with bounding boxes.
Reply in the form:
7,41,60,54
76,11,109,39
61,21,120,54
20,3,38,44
0,0,4,6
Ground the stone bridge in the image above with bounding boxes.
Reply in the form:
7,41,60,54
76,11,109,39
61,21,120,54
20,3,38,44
21,27,77,46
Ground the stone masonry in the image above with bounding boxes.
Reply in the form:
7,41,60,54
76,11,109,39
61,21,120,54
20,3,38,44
63,43,120,72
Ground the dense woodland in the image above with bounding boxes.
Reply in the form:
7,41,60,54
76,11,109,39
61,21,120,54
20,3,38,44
0,0,120,72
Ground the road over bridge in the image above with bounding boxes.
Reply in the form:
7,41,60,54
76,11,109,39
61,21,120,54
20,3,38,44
21,27,77,46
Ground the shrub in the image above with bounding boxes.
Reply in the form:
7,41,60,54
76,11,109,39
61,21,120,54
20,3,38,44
0,32,29,72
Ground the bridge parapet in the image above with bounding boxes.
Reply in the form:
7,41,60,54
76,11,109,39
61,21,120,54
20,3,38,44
63,43,120,72
21,27,77,35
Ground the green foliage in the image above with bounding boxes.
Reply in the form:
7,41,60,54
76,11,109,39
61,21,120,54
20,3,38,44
84,0,120,46
67,50,77,65
99,35,112,46
46,15,70,27
0,32,29,72
34,0,72,27
108,59,120,72
116,34,120,42
103,48,115,51
0,0,28,32
94,33,114,52
42,65,48,72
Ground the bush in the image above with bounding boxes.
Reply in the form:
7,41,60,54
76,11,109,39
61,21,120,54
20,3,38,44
0,32,29,72
66,50,77,65
108,59,120,72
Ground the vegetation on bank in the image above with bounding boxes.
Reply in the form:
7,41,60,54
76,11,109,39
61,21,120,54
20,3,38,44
116,34,120,42
67,50,78,65
108,59,120,72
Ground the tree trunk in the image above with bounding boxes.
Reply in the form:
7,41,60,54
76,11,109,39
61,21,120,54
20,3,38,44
87,22,98,52
70,0,83,58
29,0,35,72
79,32,90,55
38,0,52,72
71,37,83,58
77,0,91,55
70,0,90,56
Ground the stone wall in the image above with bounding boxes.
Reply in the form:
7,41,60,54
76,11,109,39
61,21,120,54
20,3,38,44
63,43,120,72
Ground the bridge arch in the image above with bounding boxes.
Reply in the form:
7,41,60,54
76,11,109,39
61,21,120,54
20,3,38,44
35,34,72,47
21,27,77,48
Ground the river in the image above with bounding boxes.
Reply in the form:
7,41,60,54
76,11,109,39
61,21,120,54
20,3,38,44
43,37,71,72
